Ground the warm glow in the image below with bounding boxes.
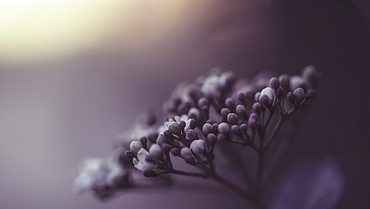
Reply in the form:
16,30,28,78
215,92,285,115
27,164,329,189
0,0,188,65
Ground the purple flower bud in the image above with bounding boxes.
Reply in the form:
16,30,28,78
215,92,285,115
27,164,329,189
202,123,212,135
189,118,197,129
220,108,230,117
161,144,171,153
217,133,228,141
170,148,180,156
259,95,269,105
178,102,190,115
227,113,238,124
239,123,248,133
248,118,258,130
252,102,262,112
145,155,155,163
225,73,237,87
218,122,230,135
237,92,245,102
140,136,148,147
211,123,219,133
184,155,196,165
279,74,290,91
163,130,172,139
306,89,316,99
206,119,213,124
250,112,258,119
201,105,209,112
179,120,186,129
245,89,256,101
293,88,305,104
207,133,217,144
225,98,236,109
169,123,181,135
187,130,198,140
125,150,135,159
198,97,209,109
156,134,168,145
254,92,261,102
236,104,246,116
231,125,240,135
148,133,158,143
276,87,283,98
270,77,280,90
287,92,296,103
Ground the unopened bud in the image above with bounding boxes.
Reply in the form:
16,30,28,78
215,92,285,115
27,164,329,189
170,148,180,156
187,130,198,140
279,74,290,91
149,144,163,159
130,141,142,153
225,98,236,109
169,123,181,135
184,155,196,165
260,87,275,104
287,92,296,103
190,139,205,154
236,104,246,116
306,89,316,99
218,122,230,135
207,133,217,144
231,125,240,136
220,108,230,117
202,123,212,135
270,77,280,90
252,102,262,112
188,107,201,120
293,88,305,104
124,150,135,159
198,97,209,109
227,113,238,124
189,118,197,129
180,147,192,158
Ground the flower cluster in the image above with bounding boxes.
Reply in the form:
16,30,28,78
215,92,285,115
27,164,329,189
74,66,320,207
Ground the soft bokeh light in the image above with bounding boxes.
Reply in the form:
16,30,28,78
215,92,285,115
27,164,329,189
0,0,188,64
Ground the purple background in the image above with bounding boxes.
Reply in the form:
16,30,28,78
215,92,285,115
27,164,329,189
0,0,369,208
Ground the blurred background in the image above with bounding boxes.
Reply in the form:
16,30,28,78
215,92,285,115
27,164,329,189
0,0,369,208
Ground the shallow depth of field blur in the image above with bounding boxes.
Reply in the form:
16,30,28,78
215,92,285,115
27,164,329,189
0,0,369,209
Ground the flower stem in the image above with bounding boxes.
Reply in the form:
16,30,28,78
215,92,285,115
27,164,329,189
170,169,209,178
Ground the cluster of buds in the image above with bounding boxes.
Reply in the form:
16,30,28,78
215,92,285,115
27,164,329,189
74,66,320,204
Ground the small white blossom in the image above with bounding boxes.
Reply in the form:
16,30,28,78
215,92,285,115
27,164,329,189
133,148,156,172
74,157,126,194
157,114,191,134
201,71,235,98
